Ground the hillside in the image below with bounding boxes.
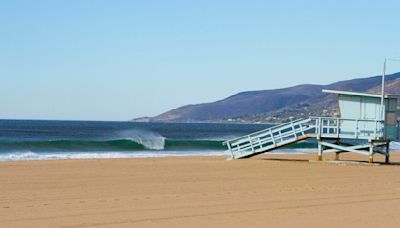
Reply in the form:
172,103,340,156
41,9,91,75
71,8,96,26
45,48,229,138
133,72,400,123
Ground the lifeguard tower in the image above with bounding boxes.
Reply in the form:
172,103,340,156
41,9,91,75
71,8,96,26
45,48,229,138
223,85,399,163
313,89,399,163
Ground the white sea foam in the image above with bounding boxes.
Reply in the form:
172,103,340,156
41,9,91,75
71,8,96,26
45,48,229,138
390,141,400,151
117,129,165,150
0,150,229,162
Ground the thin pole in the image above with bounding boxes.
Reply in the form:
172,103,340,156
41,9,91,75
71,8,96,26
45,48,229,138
380,58,400,136
380,59,386,121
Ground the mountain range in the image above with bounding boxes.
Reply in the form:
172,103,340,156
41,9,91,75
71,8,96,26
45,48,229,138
133,72,400,123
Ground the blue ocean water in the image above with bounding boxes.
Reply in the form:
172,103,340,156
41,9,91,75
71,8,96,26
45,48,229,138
0,120,273,161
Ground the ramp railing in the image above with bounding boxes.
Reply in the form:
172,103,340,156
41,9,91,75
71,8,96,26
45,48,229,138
223,118,314,159
309,116,385,140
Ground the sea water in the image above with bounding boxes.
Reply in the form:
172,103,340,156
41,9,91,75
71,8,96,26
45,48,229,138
0,119,397,161
0,119,265,161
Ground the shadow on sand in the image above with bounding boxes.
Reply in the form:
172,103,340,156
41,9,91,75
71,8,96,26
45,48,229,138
257,157,400,166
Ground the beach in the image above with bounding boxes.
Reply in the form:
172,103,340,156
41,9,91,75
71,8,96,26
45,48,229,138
1,153,400,228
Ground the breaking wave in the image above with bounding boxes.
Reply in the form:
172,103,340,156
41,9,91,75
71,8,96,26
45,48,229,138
0,137,317,153
116,129,165,150
0,139,226,152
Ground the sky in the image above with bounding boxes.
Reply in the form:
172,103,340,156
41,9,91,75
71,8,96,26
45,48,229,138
1,0,400,121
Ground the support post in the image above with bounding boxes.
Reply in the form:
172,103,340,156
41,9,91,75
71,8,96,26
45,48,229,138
385,141,390,164
335,152,340,161
317,140,323,161
368,142,374,163
335,140,340,160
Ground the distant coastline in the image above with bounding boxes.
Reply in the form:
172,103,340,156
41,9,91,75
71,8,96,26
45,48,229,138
132,72,400,124
130,117,280,125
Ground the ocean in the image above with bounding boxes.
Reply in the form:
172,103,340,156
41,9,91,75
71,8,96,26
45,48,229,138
0,119,398,161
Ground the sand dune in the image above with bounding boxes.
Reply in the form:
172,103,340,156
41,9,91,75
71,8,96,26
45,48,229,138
1,153,400,227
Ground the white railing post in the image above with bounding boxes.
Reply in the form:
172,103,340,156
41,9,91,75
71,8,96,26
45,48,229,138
248,136,254,152
319,117,322,137
336,117,340,137
258,137,263,148
355,119,359,138
270,129,276,146
327,119,331,134
227,143,235,159
299,122,305,136
290,117,297,139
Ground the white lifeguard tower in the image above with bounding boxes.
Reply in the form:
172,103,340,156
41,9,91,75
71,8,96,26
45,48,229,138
313,89,399,163
224,73,399,163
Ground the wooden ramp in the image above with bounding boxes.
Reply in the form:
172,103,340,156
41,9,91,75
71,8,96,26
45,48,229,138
223,118,315,159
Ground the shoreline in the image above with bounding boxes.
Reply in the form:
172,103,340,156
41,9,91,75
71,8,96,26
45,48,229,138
1,148,399,163
1,153,400,227
0,148,316,162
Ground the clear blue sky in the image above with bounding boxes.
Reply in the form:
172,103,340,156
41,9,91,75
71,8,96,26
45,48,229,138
1,0,399,121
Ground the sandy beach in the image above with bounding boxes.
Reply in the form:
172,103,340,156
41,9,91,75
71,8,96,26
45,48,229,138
1,153,400,228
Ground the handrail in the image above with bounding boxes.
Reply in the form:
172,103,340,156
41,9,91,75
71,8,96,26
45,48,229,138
229,125,311,149
225,117,385,146
226,123,314,159
309,116,385,139
309,116,385,123
223,118,310,145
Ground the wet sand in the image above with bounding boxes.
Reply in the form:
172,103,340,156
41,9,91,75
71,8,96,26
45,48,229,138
1,153,400,227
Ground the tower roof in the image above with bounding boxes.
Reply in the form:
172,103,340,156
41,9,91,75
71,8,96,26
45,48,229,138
322,89,400,99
